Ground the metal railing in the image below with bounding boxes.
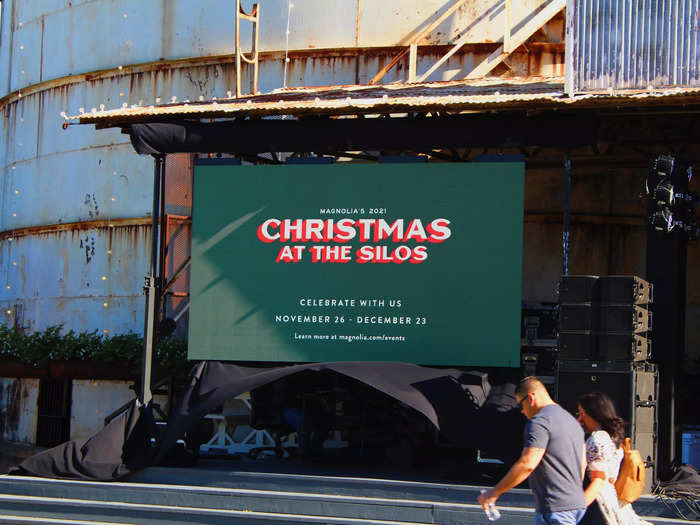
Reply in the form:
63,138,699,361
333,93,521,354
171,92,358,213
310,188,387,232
370,0,566,85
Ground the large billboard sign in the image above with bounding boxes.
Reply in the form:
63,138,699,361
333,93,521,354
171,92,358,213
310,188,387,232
188,162,524,366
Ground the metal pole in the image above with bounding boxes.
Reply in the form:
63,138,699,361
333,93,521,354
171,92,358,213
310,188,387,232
140,155,163,405
562,155,571,276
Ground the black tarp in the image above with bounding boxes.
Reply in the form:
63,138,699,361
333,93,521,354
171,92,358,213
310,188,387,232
16,399,154,480
124,113,598,155
16,361,522,481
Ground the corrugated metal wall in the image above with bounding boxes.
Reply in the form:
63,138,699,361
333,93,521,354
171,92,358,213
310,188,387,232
567,0,700,92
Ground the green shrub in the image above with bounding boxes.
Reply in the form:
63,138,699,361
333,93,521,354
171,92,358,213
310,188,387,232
0,324,189,378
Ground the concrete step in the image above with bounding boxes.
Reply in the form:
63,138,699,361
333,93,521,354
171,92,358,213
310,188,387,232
0,471,691,525
0,475,522,525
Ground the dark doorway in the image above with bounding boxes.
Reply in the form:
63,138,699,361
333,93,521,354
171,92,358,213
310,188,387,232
36,379,71,447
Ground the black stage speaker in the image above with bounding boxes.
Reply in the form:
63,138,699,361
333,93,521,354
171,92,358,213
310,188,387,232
559,275,653,305
559,304,651,333
558,332,651,361
556,361,658,493
558,275,653,362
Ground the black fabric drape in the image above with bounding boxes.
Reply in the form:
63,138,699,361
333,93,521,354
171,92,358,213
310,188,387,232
124,114,598,155
156,361,489,461
15,399,155,481
14,361,522,481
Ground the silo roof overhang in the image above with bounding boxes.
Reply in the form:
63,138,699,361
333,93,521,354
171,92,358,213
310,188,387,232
66,78,700,127
63,78,700,154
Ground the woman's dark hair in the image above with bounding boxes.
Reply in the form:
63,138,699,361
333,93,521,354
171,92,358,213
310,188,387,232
577,391,626,448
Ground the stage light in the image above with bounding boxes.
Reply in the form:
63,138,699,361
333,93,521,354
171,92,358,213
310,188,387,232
650,207,674,232
653,180,675,205
654,154,675,178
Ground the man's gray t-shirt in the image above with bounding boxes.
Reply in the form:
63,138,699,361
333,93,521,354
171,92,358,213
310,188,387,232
524,404,586,513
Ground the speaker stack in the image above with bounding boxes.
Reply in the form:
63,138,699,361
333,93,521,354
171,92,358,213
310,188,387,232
556,275,658,492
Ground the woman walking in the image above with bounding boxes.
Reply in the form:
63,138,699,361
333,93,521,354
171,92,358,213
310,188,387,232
576,392,651,525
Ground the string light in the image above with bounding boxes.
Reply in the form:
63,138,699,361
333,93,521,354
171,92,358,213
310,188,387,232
101,276,107,281
103,302,109,308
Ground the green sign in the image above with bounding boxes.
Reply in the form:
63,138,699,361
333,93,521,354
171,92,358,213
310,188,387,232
188,162,524,366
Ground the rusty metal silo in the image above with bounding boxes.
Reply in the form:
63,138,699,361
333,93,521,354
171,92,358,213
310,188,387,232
0,0,566,335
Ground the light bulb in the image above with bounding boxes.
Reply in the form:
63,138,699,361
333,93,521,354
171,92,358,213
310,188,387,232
103,302,109,307
101,276,107,280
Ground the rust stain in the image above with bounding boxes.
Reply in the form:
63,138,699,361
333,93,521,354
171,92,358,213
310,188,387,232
0,380,22,438
0,217,152,241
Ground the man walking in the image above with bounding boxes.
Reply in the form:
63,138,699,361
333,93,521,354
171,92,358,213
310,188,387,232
478,377,587,524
